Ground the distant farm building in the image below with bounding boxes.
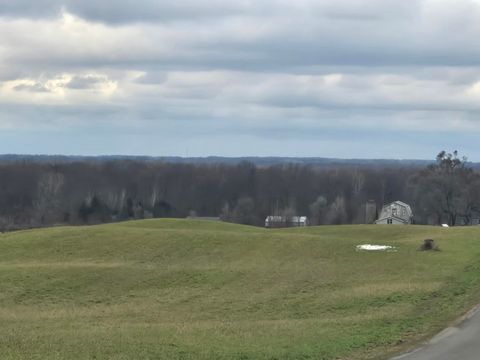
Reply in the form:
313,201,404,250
375,201,413,225
265,216,309,228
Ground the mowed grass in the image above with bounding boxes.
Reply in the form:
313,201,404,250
1,220,480,359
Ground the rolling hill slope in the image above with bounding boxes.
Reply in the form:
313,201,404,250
1,220,480,359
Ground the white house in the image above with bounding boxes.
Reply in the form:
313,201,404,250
265,216,309,228
375,201,413,225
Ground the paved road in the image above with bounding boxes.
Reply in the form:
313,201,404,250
392,307,480,360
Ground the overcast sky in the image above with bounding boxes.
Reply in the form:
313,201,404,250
1,0,480,159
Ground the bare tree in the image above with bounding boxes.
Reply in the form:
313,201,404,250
309,196,327,225
409,151,480,226
35,172,65,224
325,196,348,225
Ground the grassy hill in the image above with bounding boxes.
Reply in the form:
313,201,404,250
1,220,480,359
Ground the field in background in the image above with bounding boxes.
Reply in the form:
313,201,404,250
1,220,480,359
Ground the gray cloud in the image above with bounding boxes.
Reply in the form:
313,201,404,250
13,82,51,92
0,0,258,23
66,75,110,89
134,72,168,85
2,0,480,73
2,0,480,158
0,0,63,19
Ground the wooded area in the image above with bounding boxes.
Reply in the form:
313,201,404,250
0,151,478,231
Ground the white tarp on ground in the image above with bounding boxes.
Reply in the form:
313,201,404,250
356,244,397,251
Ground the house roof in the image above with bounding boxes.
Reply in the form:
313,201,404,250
390,200,412,209
377,200,413,223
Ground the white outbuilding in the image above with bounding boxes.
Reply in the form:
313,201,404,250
265,216,309,228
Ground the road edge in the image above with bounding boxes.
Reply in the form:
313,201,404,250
390,304,480,359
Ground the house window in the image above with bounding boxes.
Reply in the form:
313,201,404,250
387,219,393,224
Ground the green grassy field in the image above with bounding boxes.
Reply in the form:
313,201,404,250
1,220,480,359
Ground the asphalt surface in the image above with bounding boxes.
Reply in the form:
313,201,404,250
392,307,480,360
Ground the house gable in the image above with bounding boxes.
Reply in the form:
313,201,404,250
375,201,413,225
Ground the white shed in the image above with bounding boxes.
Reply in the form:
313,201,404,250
265,216,309,228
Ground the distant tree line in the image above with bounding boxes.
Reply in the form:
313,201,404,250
0,151,478,231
